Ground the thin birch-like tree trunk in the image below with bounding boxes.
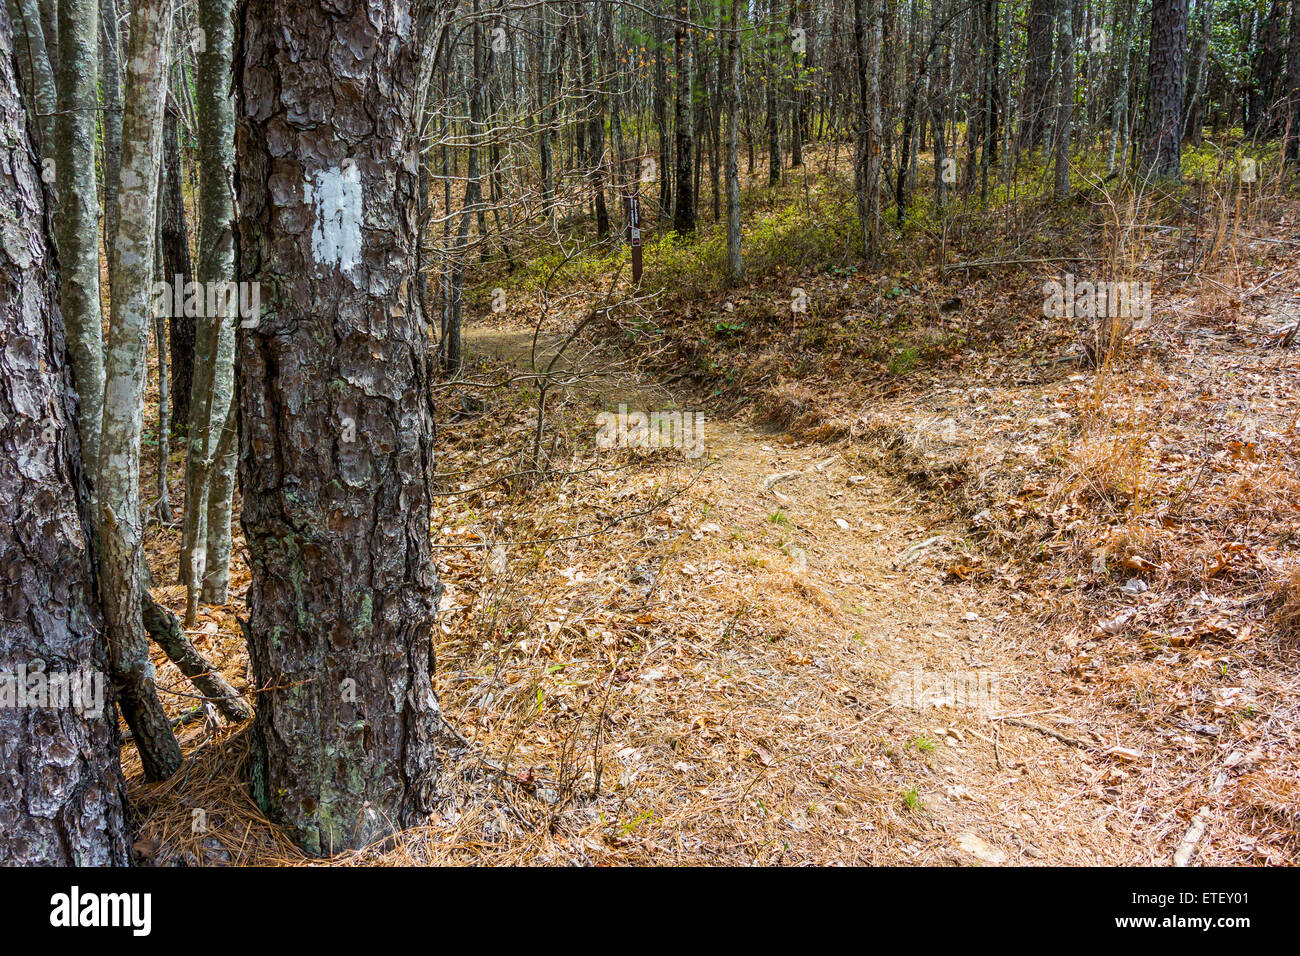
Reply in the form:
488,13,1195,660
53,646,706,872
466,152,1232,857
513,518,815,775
54,0,103,481
7,0,56,149
100,0,123,292
96,0,182,781
181,0,237,620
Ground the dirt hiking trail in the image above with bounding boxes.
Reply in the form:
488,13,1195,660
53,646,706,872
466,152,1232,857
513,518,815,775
457,322,1165,866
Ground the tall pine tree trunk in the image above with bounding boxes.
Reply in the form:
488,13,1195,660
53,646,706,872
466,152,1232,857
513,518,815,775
236,0,443,855
1141,0,1188,180
0,3,130,864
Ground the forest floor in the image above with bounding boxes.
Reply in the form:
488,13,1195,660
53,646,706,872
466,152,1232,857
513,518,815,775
127,148,1300,865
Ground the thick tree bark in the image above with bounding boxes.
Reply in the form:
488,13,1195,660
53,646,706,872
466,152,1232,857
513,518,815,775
0,4,130,864
1141,0,1187,180
98,0,182,782
54,0,103,482
236,0,444,855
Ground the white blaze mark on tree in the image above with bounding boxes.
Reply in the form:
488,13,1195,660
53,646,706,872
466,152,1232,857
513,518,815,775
306,160,363,278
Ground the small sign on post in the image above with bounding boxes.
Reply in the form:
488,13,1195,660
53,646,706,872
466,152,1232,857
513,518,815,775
625,194,643,284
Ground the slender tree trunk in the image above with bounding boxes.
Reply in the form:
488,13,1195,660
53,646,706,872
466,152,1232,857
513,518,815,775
0,4,130,864
150,229,172,523
96,0,182,782
931,92,947,214
443,0,488,377
540,10,566,230
1182,0,1210,143
200,398,236,603
789,0,803,167
725,0,742,280
1286,0,1300,160
99,0,123,293
653,13,670,221
7,0,56,149
601,0,626,198
236,0,444,855
1247,0,1285,137
709,35,720,221
579,7,608,238
1109,0,1133,170
141,592,250,721
160,96,193,432
54,0,104,482
766,0,780,186
672,13,694,232
1053,0,1074,199
691,23,703,222
853,0,882,260
192,0,237,607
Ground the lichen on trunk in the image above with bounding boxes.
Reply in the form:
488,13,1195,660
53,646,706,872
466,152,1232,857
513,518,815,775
235,0,443,855
0,3,130,864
